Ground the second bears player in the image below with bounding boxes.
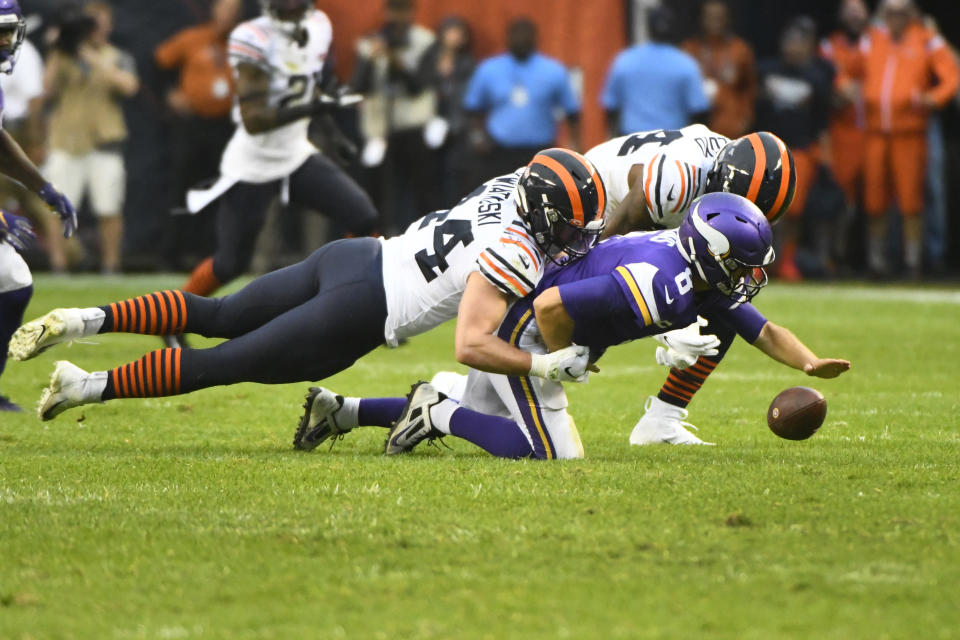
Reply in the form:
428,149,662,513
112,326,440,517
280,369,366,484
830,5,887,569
582,125,796,445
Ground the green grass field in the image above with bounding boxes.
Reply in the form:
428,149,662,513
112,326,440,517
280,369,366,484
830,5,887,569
2,276,959,639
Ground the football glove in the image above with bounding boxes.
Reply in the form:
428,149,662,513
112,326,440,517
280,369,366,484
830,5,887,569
529,344,591,383
0,211,37,252
38,183,78,238
654,317,720,370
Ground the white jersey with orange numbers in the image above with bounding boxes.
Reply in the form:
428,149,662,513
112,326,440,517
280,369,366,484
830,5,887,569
380,169,544,347
220,10,333,183
585,124,730,229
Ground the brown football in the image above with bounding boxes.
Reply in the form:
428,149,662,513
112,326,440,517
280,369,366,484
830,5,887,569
767,387,827,441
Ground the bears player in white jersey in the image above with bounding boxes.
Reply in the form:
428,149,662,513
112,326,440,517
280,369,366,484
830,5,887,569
10,149,606,425
175,0,379,320
584,126,799,445
0,0,77,412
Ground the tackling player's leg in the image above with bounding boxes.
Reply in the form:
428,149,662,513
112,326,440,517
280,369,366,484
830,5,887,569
632,318,737,445
27,239,389,420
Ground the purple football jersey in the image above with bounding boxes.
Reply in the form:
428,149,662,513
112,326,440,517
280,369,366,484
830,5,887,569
535,230,769,359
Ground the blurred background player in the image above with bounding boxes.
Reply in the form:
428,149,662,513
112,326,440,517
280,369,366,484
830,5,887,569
682,0,757,140
154,0,242,271
602,6,710,137
755,16,834,281
858,0,958,279
464,17,581,182
44,1,139,274
178,0,379,328
0,0,77,411
353,0,438,231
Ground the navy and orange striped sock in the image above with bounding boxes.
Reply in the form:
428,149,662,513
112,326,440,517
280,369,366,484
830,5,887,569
101,348,184,400
98,290,188,336
657,357,719,409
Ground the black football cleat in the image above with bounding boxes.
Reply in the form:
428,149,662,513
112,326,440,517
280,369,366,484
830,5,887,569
384,382,447,456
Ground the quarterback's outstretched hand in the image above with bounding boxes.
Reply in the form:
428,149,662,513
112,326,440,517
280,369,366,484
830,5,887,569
530,344,592,383
803,359,851,379
654,317,720,369
0,211,37,252
38,183,78,238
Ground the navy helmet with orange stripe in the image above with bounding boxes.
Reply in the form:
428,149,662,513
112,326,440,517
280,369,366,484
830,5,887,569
518,148,607,265
705,132,797,224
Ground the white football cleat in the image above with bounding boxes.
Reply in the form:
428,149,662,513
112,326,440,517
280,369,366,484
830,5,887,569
37,361,105,421
384,382,446,455
629,396,715,446
9,308,104,361
293,387,351,451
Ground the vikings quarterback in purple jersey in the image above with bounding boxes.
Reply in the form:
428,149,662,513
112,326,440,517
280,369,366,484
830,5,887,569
298,192,849,459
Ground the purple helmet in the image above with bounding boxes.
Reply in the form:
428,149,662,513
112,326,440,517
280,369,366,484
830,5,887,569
0,0,25,75
678,192,775,303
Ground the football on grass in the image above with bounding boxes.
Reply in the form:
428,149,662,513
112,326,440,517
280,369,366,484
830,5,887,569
767,387,827,440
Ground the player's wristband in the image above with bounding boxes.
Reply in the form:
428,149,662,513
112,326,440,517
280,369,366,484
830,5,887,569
529,353,549,379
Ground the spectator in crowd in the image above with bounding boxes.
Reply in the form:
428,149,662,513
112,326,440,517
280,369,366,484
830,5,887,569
154,0,241,270
45,1,139,274
418,16,475,205
353,0,436,232
602,6,709,137
0,34,75,271
820,0,870,271
463,17,581,182
859,0,958,279
682,0,757,139
921,14,956,275
755,16,834,281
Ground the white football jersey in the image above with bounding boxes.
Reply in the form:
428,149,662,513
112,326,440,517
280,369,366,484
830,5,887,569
380,170,544,346
585,124,730,229
220,11,333,183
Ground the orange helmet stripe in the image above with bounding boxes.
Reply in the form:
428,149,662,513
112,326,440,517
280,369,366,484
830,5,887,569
744,133,767,204
768,135,793,221
675,160,687,214
644,154,660,217
566,150,606,221
531,152,585,225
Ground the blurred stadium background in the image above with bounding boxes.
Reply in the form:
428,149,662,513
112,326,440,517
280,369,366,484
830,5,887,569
7,0,960,276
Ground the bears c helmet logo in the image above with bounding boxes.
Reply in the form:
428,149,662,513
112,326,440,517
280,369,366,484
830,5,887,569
706,131,797,224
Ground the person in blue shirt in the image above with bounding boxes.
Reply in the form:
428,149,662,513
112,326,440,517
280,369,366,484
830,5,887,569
464,18,581,181
602,6,711,136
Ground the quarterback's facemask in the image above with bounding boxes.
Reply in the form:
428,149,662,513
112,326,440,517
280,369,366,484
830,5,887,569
0,0,26,75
